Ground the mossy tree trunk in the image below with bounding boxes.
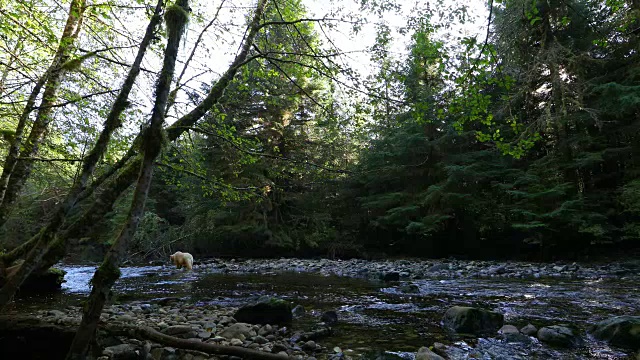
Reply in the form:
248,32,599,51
0,0,87,226
0,0,165,309
65,1,190,357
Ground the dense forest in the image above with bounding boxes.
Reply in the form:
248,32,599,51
0,0,639,270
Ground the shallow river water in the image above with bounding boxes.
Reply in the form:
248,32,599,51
13,262,640,359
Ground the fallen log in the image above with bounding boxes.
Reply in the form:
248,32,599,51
0,315,290,360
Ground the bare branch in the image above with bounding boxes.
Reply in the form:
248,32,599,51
257,17,357,30
16,157,84,162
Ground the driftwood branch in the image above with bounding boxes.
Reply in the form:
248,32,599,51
104,324,290,360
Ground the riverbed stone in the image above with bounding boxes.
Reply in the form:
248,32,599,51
201,321,216,333
442,306,504,335
382,271,400,281
162,325,193,336
399,283,420,293
219,323,254,340
258,324,274,336
321,310,338,326
498,324,532,343
302,340,317,351
415,346,445,360
498,325,519,334
102,343,139,360
292,304,305,318
590,315,640,350
233,297,292,325
197,330,211,339
253,335,269,344
537,325,580,347
520,324,537,336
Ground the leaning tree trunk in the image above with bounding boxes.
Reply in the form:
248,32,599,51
0,1,164,309
65,1,189,358
0,0,87,226
2,0,269,280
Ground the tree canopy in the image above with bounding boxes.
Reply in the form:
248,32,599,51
0,0,638,267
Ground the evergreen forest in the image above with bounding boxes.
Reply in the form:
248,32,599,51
1,0,639,269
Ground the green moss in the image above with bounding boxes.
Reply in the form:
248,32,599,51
48,267,67,276
164,1,189,37
48,267,67,285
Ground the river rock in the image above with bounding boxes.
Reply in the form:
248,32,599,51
233,297,292,325
102,343,139,360
321,311,338,326
197,330,211,339
162,325,193,336
520,324,537,336
292,304,306,318
48,310,66,318
498,325,519,334
428,263,449,272
590,315,640,350
537,325,580,347
415,346,445,360
254,335,269,344
151,347,178,360
399,283,420,293
219,323,255,340
497,324,527,342
442,306,504,335
382,271,400,281
258,324,274,336
302,340,317,350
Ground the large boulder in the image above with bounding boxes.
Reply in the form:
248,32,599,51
590,316,640,350
233,297,292,325
442,306,504,335
537,325,580,348
0,265,66,293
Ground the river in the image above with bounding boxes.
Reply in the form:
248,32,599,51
10,259,639,359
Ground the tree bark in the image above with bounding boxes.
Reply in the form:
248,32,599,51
0,0,164,308
0,0,87,226
66,1,189,357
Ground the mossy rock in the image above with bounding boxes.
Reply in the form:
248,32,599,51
590,316,640,350
0,267,67,293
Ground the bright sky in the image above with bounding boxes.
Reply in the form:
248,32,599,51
117,0,490,130
178,0,489,83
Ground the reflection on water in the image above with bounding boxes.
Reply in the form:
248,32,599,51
12,264,639,359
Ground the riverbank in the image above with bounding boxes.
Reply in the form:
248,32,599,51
189,256,640,281
5,257,640,359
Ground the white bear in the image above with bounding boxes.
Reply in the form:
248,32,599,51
169,251,193,270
